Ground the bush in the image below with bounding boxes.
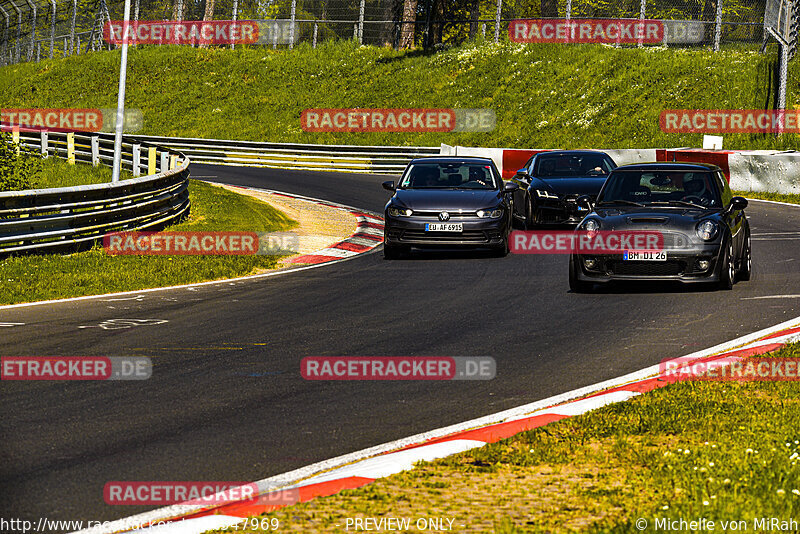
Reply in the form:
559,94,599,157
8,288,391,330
0,131,43,192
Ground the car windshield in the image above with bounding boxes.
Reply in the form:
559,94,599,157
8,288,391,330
534,154,614,178
597,170,721,207
398,162,499,190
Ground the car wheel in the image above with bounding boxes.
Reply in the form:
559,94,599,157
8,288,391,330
569,256,593,293
493,235,510,257
383,244,402,260
738,228,752,281
525,196,535,230
718,238,735,290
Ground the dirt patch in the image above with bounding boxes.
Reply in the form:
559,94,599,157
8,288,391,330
218,185,358,265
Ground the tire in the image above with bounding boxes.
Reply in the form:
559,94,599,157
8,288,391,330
383,243,401,259
718,238,735,290
525,196,535,230
738,228,752,282
569,256,593,293
493,234,510,257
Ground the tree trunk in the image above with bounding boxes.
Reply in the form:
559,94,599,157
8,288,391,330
379,0,401,47
171,0,187,21
469,0,480,39
198,0,215,47
400,0,417,48
541,0,558,18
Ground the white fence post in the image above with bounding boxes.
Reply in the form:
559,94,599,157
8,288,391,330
40,131,48,158
91,135,100,166
289,0,296,49
713,0,723,51
160,151,169,173
494,0,501,43
132,143,141,176
358,0,365,44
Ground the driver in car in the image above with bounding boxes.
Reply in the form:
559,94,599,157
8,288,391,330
683,177,714,206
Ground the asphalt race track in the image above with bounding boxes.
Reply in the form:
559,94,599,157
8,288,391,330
1,164,799,530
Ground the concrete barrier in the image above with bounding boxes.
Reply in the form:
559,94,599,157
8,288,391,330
439,144,800,194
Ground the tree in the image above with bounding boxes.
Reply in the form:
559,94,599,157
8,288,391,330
400,0,418,48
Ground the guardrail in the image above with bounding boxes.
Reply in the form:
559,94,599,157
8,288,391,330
131,135,441,175
1,130,190,256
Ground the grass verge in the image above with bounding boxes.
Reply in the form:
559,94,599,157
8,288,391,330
0,40,797,150
734,190,800,206
0,180,297,305
203,343,800,533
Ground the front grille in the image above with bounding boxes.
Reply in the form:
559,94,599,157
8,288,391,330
400,230,489,243
609,261,685,276
410,210,480,219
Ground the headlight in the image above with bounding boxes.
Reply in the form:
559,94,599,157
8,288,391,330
582,219,601,232
387,206,413,217
535,189,559,199
696,220,718,241
476,207,503,219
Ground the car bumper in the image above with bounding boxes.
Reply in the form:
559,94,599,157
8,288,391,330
384,216,507,247
571,244,724,284
534,198,591,225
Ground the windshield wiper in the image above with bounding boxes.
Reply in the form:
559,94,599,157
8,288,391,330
650,200,707,209
597,200,645,207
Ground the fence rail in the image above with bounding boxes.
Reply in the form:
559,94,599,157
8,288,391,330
131,134,440,174
1,130,190,255
0,0,775,67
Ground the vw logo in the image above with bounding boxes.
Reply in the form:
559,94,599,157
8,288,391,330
439,211,450,221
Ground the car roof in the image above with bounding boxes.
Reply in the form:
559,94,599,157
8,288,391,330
614,162,722,172
409,156,495,165
535,150,611,157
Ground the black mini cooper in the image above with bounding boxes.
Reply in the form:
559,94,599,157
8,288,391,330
569,163,751,291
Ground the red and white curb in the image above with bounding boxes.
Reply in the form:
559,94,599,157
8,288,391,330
219,185,385,266
284,212,384,265
74,315,800,534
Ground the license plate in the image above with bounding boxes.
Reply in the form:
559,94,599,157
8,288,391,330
624,250,666,261
425,223,463,232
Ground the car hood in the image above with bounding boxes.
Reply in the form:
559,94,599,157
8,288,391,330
531,176,607,196
592,206,722,233
390,189,503,210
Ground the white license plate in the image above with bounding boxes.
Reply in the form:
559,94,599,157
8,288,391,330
425,223,463,232
624,250,666,261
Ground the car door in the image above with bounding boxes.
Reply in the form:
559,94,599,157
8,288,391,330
716,171,744,255
510,157,534,217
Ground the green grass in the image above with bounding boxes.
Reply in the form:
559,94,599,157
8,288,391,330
36,157,131,189
0,40,797,150
734,190,800,205
0,180,297,304
202,343,800,533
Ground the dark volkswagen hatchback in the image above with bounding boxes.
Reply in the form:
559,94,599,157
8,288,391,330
569,162,752,291
511,150,617,227
382,157,518,258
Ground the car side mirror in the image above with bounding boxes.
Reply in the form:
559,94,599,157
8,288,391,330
504,182,519,193
516,169,531,180
576,195,593,211
382,180,396,192
729,196,748,211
